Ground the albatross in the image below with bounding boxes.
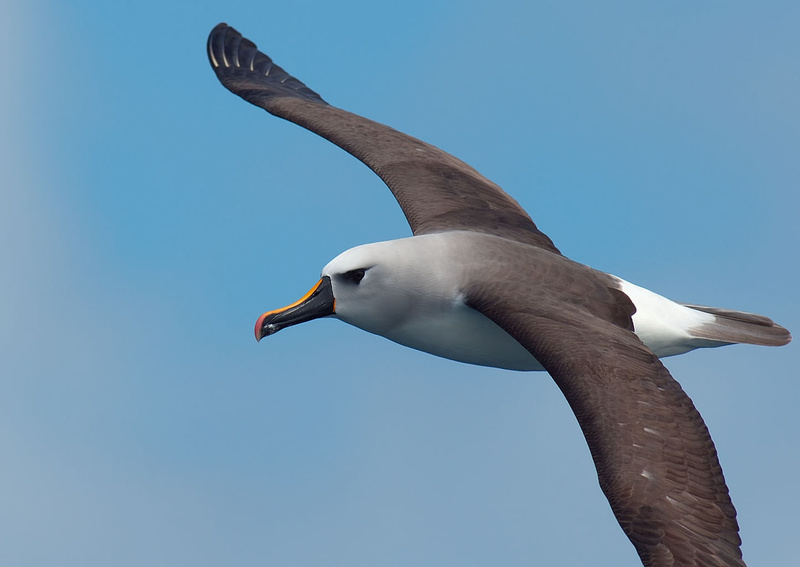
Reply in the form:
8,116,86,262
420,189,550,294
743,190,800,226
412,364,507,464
207,23,790,566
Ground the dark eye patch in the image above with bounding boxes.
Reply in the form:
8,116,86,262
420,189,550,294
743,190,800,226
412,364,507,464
343,268,366,284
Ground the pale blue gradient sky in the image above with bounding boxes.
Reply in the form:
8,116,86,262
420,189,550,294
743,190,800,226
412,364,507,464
2,1,798,565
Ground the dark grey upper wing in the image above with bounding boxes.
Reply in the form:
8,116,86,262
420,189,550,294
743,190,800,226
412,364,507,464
207,23,560,254
467,267,745,567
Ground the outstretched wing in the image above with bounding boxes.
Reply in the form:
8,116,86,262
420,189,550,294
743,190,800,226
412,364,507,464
467,272,746,567
207,23,560,254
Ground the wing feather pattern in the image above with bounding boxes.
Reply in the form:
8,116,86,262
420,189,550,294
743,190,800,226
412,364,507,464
207,23,560,253
467,271,746,567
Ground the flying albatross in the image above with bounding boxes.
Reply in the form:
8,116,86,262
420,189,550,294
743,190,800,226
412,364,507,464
207,23,790,567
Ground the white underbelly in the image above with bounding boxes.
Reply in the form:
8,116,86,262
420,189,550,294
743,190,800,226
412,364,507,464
377,301,545,371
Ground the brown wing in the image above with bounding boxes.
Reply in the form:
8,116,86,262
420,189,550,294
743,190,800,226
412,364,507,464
467,271,745,566
207,23,560,254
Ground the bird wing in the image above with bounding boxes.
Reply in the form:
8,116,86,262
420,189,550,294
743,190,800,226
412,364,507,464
207,23,560,254
465,262,746,567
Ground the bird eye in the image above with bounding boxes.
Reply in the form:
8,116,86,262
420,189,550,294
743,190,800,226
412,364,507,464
343,268,366,284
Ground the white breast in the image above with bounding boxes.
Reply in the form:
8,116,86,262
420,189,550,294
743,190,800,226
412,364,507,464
379,296,545,371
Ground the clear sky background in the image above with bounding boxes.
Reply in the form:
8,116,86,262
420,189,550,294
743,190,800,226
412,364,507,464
2,1,798,565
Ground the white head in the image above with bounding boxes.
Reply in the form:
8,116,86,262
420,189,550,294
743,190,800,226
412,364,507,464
255,236,458,341
322,238,456,336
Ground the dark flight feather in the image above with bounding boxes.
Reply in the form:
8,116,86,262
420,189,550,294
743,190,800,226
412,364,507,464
207,23,560,254
462,244,746,566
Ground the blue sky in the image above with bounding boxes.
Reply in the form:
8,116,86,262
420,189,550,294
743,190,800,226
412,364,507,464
2,1,798,565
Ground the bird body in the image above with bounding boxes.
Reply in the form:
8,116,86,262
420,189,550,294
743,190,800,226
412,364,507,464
318,231,781,371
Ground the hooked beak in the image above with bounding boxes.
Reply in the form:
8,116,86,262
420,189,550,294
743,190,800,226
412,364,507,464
254,276,335,341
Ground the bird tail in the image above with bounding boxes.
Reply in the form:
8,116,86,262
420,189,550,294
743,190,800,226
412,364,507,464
683,304,792,347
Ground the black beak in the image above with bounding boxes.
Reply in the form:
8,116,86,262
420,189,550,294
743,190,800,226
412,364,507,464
254,276,335,341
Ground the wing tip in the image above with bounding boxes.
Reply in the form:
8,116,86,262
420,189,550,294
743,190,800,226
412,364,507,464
207,22,231,69
206,23,327,106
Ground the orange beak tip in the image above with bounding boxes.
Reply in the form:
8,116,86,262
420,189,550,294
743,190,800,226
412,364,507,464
254,312,268,341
